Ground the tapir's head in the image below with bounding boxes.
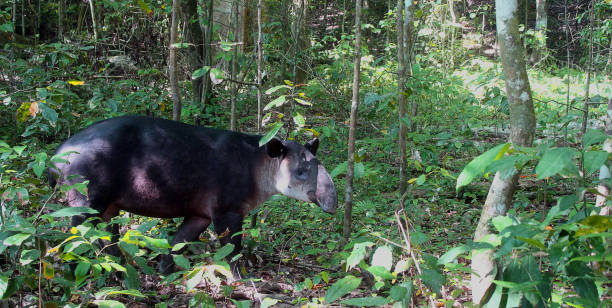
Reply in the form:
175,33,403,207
266,138,338,214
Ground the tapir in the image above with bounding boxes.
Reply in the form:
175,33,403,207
48,115,338,273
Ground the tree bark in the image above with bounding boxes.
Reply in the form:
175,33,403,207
88,0,98,43
200,0,215,110
343,0,362,242
257,0,263,133
471,0,536,304
230,0,239,131
531,0,547,63
596,97,612,216
182,0,204,105
581,0,594,135
170,0,181,121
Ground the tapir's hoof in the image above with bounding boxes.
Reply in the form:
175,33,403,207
159,255,176,275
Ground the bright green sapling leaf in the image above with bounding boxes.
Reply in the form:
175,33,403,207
535,147,578,179
347,241,373,270
340,296,390,307
213,243,235,261
456,143,510,191
582,129,607,148
259,122,283,147
584,150,608,176
325,275,362,303
49,206,99,217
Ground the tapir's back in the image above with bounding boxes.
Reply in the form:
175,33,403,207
52,115,264,218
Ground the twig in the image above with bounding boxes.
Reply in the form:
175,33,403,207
224,78,259,87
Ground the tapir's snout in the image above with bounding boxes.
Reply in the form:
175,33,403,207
314,164,337,214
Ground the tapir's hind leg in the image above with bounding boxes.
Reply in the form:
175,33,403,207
160,216,211,274
213,212,244,276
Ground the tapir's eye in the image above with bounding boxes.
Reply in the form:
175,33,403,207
296,167,308,179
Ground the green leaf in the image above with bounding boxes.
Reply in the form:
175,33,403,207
94,300,125,308
263,95,287,111
293,112,305,127
567,262,600,307
231,300,251,308
584,150,608,176
213,244,235,261
4,233,31,246
48,206,99,217
456,143,510,191
330,161,348,178
438,245,469,264
411,231,428,245
340,296,390,306
258,122,283,147
390,285,408,301
347,241,373,271
192,66,210,79
419,268,444,294
543,194,577,225
416,174,426,185
20,249,41,266
185,267,204,291
173,255,191,269
260,298,279,308
535,147,578,179
294,97,312,106
325,275,362,303
0,275,8,298
75,261,91,283
582,129,607,148
265,85,290,95
371,246,392,271
39,102,58,124
210,68,224,84
516,236,545,249
367,266,394,280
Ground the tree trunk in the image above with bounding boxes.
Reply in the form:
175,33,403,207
200,0,215,110
596,97,612,216
169,0,181,121
58,0,63,40
12,0,16,38
343,0,362,242
88,0,98,43
182,0,204,105
471,0,536,304
257,0,263,133
581,0,594,135
230,0,239,131
530,0,546,63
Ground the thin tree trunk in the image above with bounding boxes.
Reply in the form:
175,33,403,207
404,0,416,131
596,97,612,216
21,0,24,36
169,0,181,121
343,0,362,242
184,0,205,105
471,0,536,304
230,0,239,131
564,0,570,143
12,0,16,38
201,0,214,109
88,0,98,43
397,0,406,201
257,0,263,133
58,0,63,40
581,0,594,134
531,0,546,63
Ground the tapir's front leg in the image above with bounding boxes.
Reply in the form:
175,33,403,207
160,216,211,274
213,212,244,274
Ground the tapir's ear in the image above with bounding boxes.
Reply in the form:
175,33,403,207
266,138,286,158
305,138,319,155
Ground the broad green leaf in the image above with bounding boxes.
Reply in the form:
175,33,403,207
294,97,312,106
136,0,152,14
456,143,510,191
584,150,608,176
371,246,392,271
75,261,91,283
49,206,99,217
535,147,578,179
185,267,204,291
124,264,139,289
0,275,7,298
258,122,283,147
173,255,191,269
263,95,287,111
93,300,125,308
390,285,408,301
567,262,600,307
20,249,41,266
191,66,210,79
438,245,469,264
416,174,426,185
231,300,251,308
394,259,411,274
582,129,607,148
491,216,513,232
330,161,348,178
347,241,373,270
324,275,361,303
340,296,390,307
210,68,224,85
367,265,394,280
516,236,545,249
213,244,235,261
411,231,428,245
43,260,54,279
543,194,577,225
39,102,58,124
4,233,31,246
419,268,444,294
106,289,145,297
260,298,279,308
265,85,290,95
293,112,305,127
